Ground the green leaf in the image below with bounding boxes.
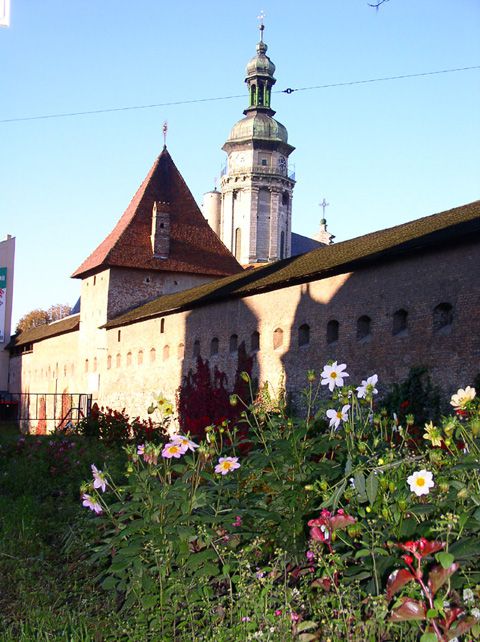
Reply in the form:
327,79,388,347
101,576,118,590
353,472,367,502
366,471,379,505
420,634,438,642
354,549,371,559
298,635,318,642
185,549,217,570
435,551,454,569
194,562,219,578
426,608,438,619
297,621,318,633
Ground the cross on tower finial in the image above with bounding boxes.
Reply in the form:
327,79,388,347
162,121,168,148
319,198,330,220
257,10,265,41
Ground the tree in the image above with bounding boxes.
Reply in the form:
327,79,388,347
16,303,72,333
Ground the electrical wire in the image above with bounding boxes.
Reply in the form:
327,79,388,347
1,65,478,124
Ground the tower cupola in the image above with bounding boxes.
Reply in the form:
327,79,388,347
244,31,277,115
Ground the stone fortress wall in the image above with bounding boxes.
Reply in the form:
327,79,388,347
10,234,480,428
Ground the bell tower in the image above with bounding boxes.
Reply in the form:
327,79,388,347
219,21,295,264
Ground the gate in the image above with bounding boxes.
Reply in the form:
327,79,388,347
0,392,92,432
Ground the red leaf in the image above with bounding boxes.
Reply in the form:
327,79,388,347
427,563,460,596
386,568,415,601
447,616,476,640
389,597,427,622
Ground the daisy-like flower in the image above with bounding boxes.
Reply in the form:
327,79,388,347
423,421,443,447
356,374,378,399
91,464,108,493
450,386,476,410
215,456,241,475
137,444,145,456
320,361,349,392
407,469,435,497
162,441,188,459
326,404,350,429
82,493,102,514
171,434,199,452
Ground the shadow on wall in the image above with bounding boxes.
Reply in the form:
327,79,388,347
177,298,259,439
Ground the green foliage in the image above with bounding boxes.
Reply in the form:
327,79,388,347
383,366,442,425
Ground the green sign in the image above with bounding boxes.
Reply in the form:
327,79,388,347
0,267,6,287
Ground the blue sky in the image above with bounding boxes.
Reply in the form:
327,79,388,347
1,0,479,326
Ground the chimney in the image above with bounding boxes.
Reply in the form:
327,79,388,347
151,201,171,259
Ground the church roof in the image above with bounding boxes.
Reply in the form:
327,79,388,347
104,200,480,329
291,232,324,256
72,148,242,279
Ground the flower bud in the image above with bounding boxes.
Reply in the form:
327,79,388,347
439,481,449,493
347,524,362,539
240,371,250,383
358,442,367,454
471,419,480,437
320,480,329,491
398,499,408,512
388,481,396,493
229,395,238,407
307,370,316,383
382,508,390,520
457,487,468,500
304,484,314,491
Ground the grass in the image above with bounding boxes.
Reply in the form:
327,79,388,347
0,424,128,641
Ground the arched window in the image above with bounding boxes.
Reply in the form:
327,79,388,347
282,192,289,206
280,231,285,259
433,302,453,333
273,328,283,350
107,355,112,370
210,337,219,356
160,318,165,334
127,351,132,366
138,350,144,365
234,228,242,260
393,309,408,336
326,320,339,344
298,323,310,347
357,315,372,341
229,334,238,353
178,343,185,359
117,330,121,342
150,348,156,363
193,340,201,358
163,345,170,361
84,359,89,373
93,357,97,372
116,353,121,368
251,330,260,352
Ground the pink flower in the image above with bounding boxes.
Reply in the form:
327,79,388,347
82,493,102,514
274,609,282,617
137,444,145,456
308,508,356,551
162,441,188,459
215,456,241,475
306,550,315,562
290,612,300,622
91,464,107,493
171,434,199,452
232,515,242,527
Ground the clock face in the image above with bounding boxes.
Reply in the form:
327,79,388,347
278,156,287,171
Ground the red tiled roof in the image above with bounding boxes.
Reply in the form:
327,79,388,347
72,148,242,279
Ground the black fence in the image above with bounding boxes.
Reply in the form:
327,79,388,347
0,392,92,429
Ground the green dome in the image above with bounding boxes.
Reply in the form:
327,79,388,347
226,112,288,144
246,41,276,79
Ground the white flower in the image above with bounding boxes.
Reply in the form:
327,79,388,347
450,386,476,410
463,588,475,604
321,361,349,392
471,607,480,620
326,404,350,429
356,374,378,399
407,469,435,496
171,434,199,452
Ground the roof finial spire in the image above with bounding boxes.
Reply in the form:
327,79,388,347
257,9,265,42
319,198,330,224
162,121,168,149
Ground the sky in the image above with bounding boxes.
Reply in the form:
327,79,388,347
1,0,479,328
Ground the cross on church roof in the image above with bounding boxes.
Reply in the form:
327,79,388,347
319,198,330,221
257,10,265,40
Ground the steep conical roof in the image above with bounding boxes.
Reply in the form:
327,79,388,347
72,148,242,278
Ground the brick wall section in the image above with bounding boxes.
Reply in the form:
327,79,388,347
11,238,480,426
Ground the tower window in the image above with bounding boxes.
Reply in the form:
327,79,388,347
251,330,260,352
150,348,156,363
193,340,201,358
116,353,121,368
273,328,284,350
127,351,132,366
280,231,285,259
210,337,219,356
107,355,112,370
357,315,372,341
282,192,289,206
326,320,339,344
117,330,121,342
393,309,408,336
234,228,242,260
298,323,310,347
230,334,238,353
160,318,165,334
163,345,170,361
433,303,453,333
177,343,185,359
138,350,144,365
261,159,267,166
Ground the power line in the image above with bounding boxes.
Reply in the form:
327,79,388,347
1,65,479,124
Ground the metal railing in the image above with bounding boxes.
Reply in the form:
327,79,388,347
0,392,92,430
